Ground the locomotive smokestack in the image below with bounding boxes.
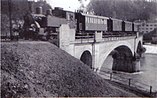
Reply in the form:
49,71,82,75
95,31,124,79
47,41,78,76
36,7,42,14
46,9,52,15
54,7,63,10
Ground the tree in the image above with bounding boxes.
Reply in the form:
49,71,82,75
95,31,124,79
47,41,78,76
1,0,29,20
1,0,52,37
87,0,157,21
1,14,10,36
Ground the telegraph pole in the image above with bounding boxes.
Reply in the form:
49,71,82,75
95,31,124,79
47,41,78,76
8,0,13,40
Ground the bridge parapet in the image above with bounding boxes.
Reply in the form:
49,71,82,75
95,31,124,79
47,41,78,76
74,36,137,44
74,31,138,44
102,36,136,42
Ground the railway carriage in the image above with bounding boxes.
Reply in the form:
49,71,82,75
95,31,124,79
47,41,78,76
123,21,133,32
133,22,139,32
75,13,109,33
107,18,123,32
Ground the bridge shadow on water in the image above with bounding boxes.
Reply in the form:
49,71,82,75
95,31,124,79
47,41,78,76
99,54,157,97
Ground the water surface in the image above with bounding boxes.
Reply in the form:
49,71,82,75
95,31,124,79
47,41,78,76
100,45,157,92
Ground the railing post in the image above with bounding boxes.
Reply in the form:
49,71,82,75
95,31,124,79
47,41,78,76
88,35,89,42
110,73,112,81
129,79,131,86
150,86,152,94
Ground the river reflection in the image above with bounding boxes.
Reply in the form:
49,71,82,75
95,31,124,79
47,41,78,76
100,53,157,92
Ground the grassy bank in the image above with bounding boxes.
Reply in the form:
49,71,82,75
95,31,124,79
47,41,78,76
1,41,139,97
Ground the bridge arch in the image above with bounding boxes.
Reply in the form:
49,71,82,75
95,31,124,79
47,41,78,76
99,45,134,72
98,41,134,72
80,50,92,68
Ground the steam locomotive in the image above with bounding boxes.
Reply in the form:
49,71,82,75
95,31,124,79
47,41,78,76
22,7,139,40
22,7,76,40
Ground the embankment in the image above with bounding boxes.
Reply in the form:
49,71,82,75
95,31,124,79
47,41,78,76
1,41,139,97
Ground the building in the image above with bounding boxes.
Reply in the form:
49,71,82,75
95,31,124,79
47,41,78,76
139,21,157,33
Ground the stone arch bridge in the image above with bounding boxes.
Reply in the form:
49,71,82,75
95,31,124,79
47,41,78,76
58,24,144,73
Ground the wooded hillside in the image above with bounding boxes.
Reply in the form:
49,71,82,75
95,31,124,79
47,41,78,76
87,0,157,21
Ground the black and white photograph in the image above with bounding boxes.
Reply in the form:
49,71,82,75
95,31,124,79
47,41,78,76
1,0,157,97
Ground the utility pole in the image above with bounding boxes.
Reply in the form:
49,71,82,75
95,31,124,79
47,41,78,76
8,0,13,40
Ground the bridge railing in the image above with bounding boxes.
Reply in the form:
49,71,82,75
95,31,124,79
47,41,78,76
75,35,94,39
75,36,95,43
99,70,156,96
102,32,137,38
102,36,136,41
74,34,137,43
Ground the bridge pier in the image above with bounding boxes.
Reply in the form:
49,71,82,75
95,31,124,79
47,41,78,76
59,24,75,56
112,51,140,73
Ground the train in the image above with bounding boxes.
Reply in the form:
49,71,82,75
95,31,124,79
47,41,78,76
75,13,138,37
22,7,139,40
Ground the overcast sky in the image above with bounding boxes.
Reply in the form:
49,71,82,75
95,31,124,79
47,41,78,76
46,0,90,11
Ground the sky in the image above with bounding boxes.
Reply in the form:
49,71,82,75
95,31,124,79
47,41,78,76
46,0,90,11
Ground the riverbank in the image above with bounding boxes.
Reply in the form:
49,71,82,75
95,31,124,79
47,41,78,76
1,41,140,97
99,71,157,97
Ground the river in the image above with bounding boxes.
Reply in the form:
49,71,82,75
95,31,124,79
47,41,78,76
99,44,157,93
